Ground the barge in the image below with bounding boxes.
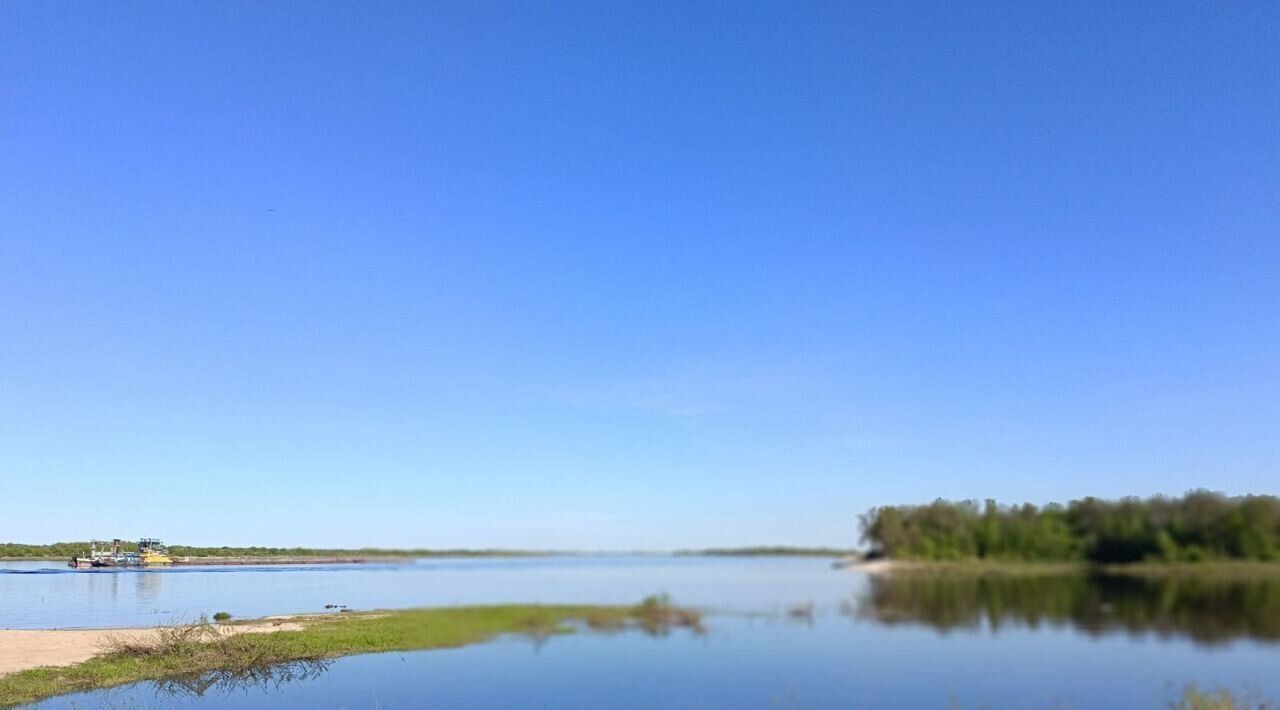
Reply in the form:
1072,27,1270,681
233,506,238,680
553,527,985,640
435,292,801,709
69,538,172,568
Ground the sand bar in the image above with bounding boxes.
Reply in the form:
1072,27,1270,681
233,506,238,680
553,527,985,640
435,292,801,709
0,620,303,677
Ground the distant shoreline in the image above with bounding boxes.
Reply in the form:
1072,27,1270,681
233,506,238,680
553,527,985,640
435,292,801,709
0,556,413,565
0,546,548,562
1,547,856,563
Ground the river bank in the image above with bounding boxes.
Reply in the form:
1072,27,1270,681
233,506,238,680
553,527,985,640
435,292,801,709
174,556,412,566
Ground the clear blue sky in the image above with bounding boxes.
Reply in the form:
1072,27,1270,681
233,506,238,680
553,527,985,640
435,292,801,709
2,1,1277,549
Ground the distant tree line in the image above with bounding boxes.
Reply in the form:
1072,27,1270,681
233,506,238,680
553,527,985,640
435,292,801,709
0,543,535,559
859,491,1280,563
0,542,89,559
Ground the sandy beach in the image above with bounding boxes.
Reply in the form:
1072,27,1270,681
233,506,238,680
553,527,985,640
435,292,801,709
846,559,898,575
834,558,899,575
0,620,303,677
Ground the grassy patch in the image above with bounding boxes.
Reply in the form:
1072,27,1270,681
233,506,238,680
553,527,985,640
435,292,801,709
632,594,704,634
0,600,703,707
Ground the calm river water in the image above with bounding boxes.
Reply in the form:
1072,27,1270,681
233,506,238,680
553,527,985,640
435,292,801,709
4,556,1279,708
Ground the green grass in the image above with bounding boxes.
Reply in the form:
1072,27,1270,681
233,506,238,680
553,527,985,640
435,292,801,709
0,599,702,708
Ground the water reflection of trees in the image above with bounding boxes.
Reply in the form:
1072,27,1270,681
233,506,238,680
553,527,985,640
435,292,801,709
851,574,1280,645
151,659,331,699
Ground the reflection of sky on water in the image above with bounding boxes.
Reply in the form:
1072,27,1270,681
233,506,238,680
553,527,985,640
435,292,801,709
3,556,861,628
134,568,162,605
9,558,1280,707
38,610,1280,709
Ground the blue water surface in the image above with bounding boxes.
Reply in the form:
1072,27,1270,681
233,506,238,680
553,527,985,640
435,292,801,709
2,556,845,628
5,557,1280,708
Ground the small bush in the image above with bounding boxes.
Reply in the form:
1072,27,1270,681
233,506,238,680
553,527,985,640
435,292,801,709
213,612,232,622
633,593,703,635
103,617,219,657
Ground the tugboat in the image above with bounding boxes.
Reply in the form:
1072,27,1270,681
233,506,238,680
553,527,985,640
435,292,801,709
139,538,173,566
69,540,110,568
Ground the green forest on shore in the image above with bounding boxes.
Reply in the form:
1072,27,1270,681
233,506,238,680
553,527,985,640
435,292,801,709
860,491,1280,563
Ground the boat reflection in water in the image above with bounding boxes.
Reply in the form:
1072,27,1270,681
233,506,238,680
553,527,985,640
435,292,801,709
850,571,1280,646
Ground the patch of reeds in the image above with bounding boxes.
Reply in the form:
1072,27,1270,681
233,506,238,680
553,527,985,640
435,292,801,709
632,593,704,635
100,615,327,676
